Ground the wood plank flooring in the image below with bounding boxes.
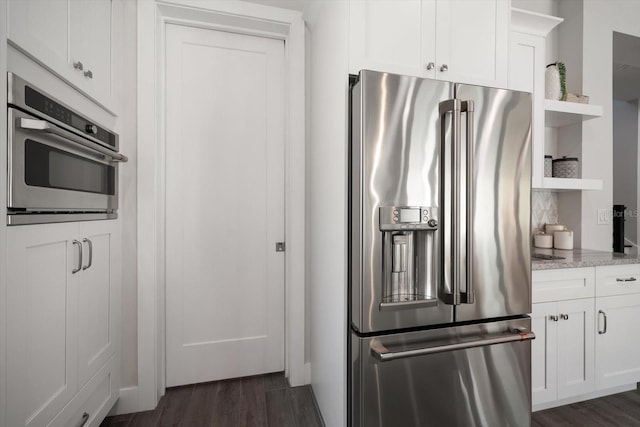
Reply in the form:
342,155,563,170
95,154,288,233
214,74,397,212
100,372,323,427
533,387,640,426
105,376,640,427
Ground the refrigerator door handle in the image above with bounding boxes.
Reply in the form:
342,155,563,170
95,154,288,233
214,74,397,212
460,100,475,304
439,99,462,305
370,328,535,362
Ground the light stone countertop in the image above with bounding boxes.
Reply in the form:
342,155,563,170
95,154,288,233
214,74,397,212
531,248,640,270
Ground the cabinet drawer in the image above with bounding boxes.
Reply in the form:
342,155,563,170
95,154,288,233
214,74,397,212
48,355,118,427
533,268,595,303
596,264,640,297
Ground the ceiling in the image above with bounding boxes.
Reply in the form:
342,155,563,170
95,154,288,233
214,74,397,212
613,32,640,101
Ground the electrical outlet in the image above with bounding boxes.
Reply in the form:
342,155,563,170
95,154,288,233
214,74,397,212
597,209,611,225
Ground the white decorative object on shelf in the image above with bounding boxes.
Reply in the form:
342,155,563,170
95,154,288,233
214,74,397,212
566,93,589,104
545,64,562,100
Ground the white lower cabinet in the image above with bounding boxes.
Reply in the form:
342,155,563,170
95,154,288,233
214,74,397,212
533,264,640,410
595,293,640,390
531,298,595,407
6,221,120,427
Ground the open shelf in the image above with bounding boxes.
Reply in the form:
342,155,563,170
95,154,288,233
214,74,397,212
540,177,603,191
544,100,603,127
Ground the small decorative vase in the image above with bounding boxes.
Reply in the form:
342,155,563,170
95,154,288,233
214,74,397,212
545,64,561,100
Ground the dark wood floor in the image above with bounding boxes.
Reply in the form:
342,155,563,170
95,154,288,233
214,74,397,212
533,387,640,426
100,372,323,427
104,376,640,427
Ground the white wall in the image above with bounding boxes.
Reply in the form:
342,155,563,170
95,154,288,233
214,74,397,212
581,0,640,250
304,1,349,426
613,99,639,245
119,0,139,388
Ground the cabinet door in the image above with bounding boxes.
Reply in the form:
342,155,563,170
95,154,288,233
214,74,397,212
509,32,545,188
69,0,113,106
349,0,431,77
6,223,80,427
595,294,640,390
6,0,70,76
78,220,120,387
556,298,595,400
531,302,558,406
435,0,508,87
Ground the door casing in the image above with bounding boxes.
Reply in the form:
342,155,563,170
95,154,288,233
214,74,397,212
136,0,307,413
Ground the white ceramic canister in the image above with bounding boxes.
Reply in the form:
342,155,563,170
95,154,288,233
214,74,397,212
545,224,565,234
534,233,553,249
545,64,562,100
554,230,574,250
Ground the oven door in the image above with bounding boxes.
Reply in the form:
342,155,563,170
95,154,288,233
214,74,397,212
8,108,118,214
350,317,533,427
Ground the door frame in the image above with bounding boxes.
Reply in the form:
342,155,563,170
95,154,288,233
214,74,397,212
136,0,306,411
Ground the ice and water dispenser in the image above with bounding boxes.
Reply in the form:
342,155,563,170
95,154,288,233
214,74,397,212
379,206,439,309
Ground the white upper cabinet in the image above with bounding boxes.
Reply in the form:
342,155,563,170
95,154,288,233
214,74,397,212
69,0,113,106
7,0,115,112
349,0,508,88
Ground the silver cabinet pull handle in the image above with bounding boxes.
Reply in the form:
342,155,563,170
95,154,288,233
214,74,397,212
549,314,559,322
82,238,93,270
83,70,93,79
616,277,637,282
440,64,449,72
78,412,90,427
19,118,128,162
370,328,535,362
560,314,569,320
72,240,82,274
598,310,607,334
425,62,435,70
73,61,84,71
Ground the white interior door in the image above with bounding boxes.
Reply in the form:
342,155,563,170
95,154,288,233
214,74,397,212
165,24,285,387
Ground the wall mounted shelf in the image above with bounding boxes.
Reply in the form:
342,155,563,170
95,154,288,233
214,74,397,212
541,177,603,191
545,100,603,127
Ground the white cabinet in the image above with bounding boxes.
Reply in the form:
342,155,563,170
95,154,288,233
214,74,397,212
531,298,595,407
508,8,563,189
595,265,640,391
7,0,114,110
6,221,120,427
531,268,596,410
349,0,508,87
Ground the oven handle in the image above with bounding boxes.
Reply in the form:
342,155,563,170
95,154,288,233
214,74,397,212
19,118,128,163
370,328,535,362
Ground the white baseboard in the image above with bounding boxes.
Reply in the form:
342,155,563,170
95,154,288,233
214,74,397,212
108,386,140,416
533,383,637,412
304,362,311,384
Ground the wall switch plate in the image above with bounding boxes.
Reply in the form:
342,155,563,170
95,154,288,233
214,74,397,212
597,209,612,225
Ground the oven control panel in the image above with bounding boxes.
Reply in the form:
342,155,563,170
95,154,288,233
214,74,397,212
379,206,438,231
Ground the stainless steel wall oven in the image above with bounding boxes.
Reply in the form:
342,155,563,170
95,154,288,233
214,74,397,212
7,73,127,225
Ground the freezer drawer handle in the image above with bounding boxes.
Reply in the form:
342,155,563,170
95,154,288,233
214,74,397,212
615,277,637,282
370,328,535,362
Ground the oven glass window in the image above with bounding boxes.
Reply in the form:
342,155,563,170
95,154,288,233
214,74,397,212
25,139,115,195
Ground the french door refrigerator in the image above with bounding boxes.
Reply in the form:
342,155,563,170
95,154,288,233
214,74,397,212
349,70,534,427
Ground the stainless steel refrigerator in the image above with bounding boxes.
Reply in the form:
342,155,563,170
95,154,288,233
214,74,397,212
349,70,534,427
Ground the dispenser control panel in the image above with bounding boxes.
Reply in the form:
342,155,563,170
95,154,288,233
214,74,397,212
379,206,438,231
